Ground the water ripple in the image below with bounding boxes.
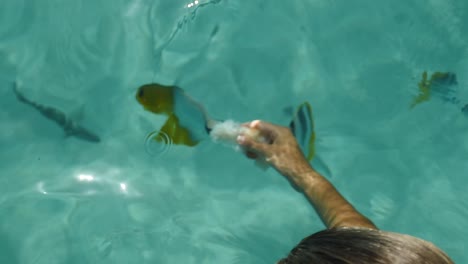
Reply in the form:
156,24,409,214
144,130,172,157
2,0,125,98
0,0,35,42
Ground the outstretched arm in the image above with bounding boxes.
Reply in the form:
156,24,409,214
237,120,376,230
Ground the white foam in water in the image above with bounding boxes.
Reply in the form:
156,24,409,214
210,120,269,170
210,120,244,147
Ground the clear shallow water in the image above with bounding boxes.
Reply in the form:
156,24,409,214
1,0,468,263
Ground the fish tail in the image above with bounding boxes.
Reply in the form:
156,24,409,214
160,113,199,146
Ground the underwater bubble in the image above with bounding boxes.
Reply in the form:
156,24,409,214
144,130,172,157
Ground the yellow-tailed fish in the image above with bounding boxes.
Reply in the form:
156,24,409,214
411,71,458,108
136,83,217,146
288,102,316,161
288,102,332,178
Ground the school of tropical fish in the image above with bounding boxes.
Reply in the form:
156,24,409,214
12,70,464,152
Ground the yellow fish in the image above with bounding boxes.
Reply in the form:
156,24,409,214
411,71,457,108
136,83,215,146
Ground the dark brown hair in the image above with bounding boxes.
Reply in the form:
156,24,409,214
277,227,453,264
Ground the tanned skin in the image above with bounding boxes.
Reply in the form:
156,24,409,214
237,120,376,229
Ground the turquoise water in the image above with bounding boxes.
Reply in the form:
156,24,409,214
1,0,467,263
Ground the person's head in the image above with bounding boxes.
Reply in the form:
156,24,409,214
277,227,453,264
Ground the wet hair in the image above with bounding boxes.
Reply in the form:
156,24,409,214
277,227,453,264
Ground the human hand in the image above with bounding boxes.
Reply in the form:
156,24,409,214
237,121,379,230
236,120,312,180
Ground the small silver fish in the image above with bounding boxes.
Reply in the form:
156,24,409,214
13,82,100,143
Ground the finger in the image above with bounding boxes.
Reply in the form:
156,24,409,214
237,134,268,155
249,120,279,144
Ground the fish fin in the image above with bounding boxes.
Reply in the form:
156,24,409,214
288,102,315,161
63,120,75,138
410,71,431,109
159,113,199,146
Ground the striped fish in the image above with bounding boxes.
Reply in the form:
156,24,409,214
289,102,331,177
289,102,316,161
